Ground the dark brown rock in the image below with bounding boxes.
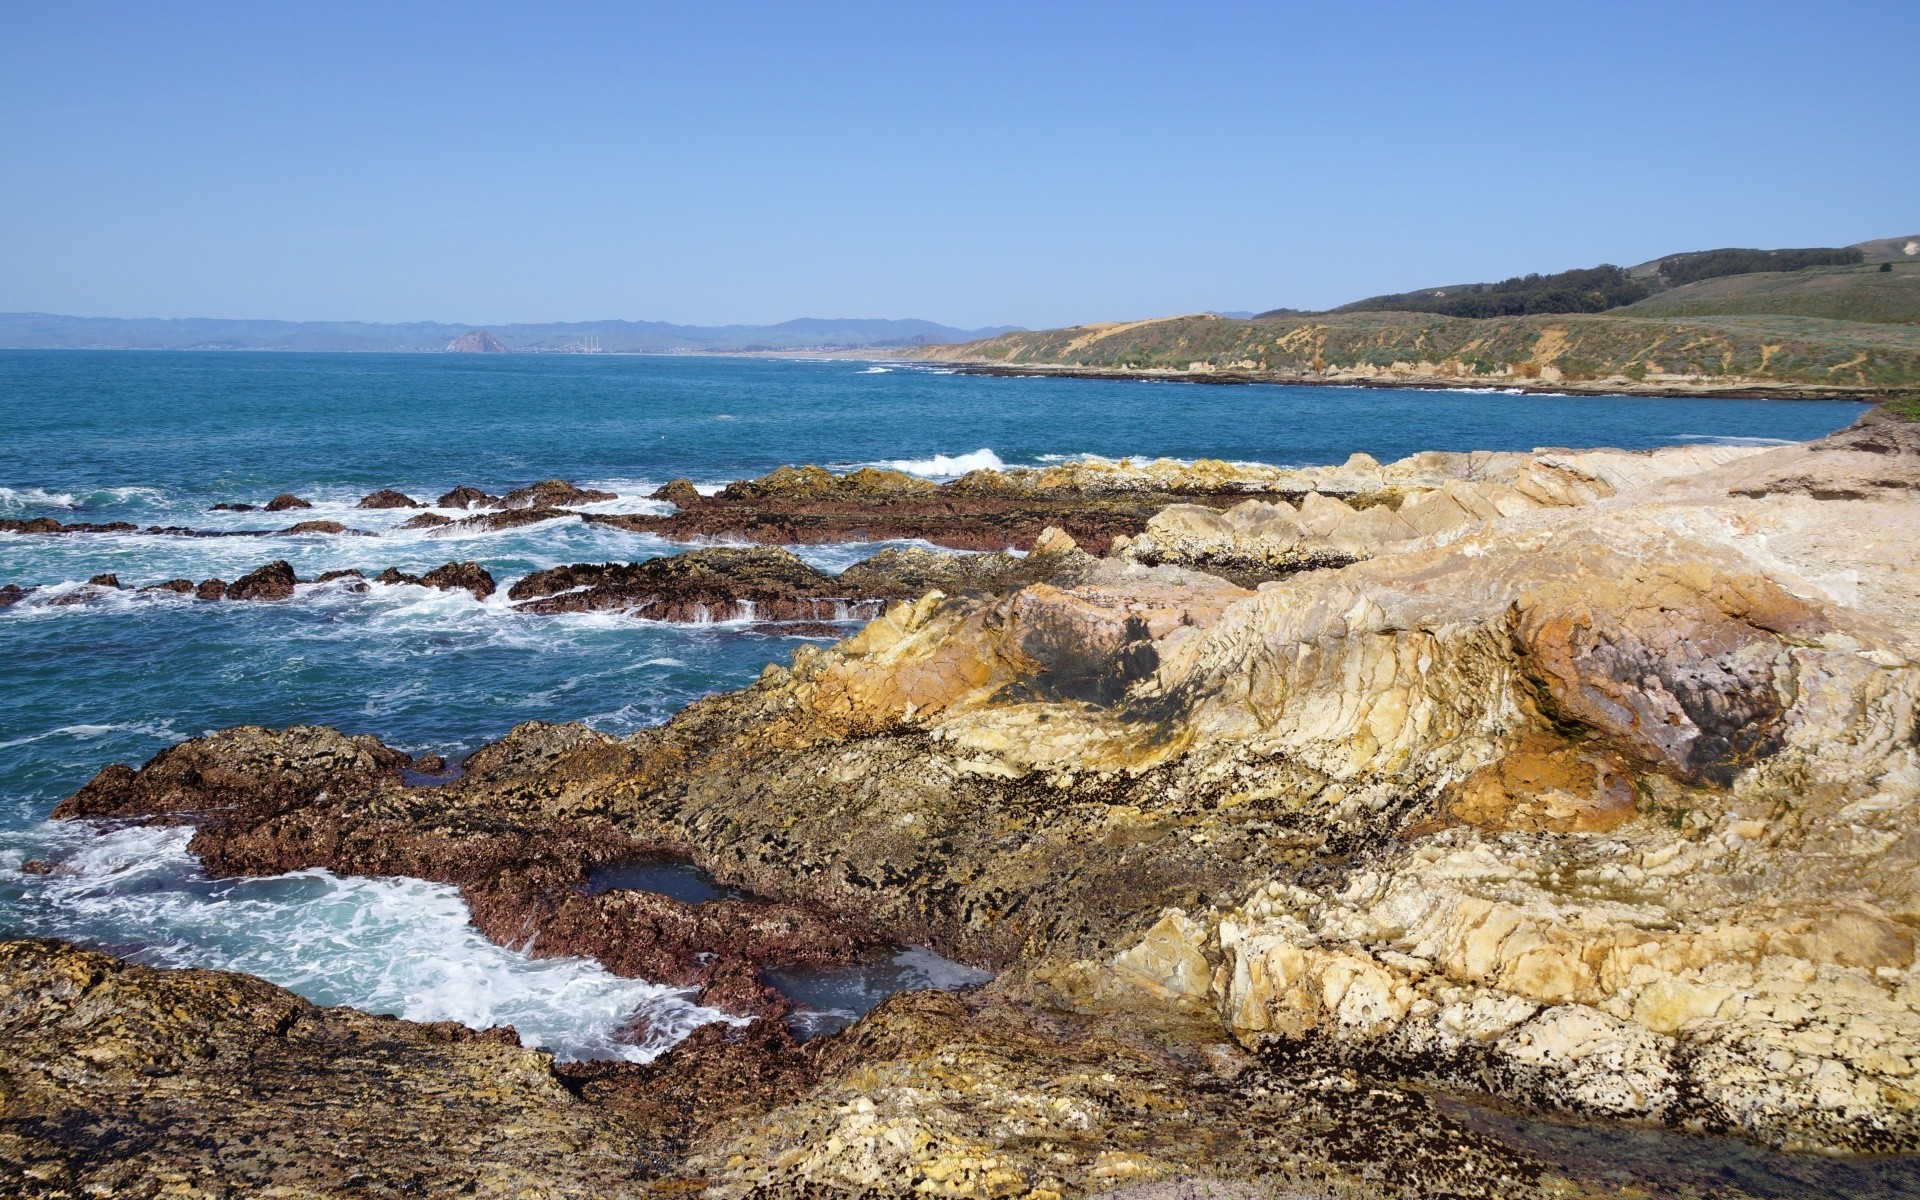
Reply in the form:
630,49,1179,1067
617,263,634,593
500,479,617,509
0,583,32,608
210,501,256,511
0,939,670,1196
139,578,196,594
195,578,227,601
652,477,703,509
50,724,878,1021
356,488,423,509
277,519,360,535
225,561,298,601
0,518,139,535
86,573,121,588
263,493,311,512
439,505,576,534
436,484,498,509
594,463,1307,554
400,510,453,529
508,546,883,623
420,560,497,600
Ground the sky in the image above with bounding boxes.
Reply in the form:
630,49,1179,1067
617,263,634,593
1,1,1914,330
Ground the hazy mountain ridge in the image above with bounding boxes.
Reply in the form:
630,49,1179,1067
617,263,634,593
0,313,1021,353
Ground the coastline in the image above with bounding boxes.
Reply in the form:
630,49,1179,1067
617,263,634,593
913,357,1906,402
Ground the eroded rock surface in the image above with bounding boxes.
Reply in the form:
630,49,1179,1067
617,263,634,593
24,410,1920,1193
584,463,1331,554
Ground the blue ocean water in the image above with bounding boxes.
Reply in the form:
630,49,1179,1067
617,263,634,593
0,350,1873,1060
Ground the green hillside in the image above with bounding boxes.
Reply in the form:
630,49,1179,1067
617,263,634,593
917,310,1920,397
1620,261,1920,324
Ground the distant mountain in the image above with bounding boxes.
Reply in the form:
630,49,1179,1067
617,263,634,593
446,329,509,353
0,314,1022,353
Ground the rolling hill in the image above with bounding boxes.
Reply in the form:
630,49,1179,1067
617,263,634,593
911,310,1920,398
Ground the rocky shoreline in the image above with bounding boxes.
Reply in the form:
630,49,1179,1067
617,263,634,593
7,410,1920,1196
930,360,1910,401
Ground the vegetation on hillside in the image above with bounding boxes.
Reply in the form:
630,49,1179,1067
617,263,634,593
917,311,1920,394
1331,266,1654,318
1654,246,1862,286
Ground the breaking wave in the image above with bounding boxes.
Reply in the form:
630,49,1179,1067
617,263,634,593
881,448,1007,477
0,823,736,1061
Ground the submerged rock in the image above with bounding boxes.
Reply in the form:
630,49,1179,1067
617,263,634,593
263,493,311,512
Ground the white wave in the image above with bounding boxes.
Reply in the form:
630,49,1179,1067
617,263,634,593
881,448,1006,478
0,720,177,751
858,366,892,374
0,486,79,510
1675,434,1798,447
4,823,735,1061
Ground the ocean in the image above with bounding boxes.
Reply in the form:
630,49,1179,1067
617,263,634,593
0,350,1872,1060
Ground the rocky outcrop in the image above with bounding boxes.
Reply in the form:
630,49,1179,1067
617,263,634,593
501,478,617,509
371,560,498,600
264,492,311,512
0,938,1582,1199
0,583,33,607
0,517,138,535
356,487,424,508
506,539,1116,626
29,409,1920,1190
51,722,882,1020
433,480,615,511
585,463,1332,555
0,939,670,1197
225,560,298,601
1117,441,1770,583
437,484,498,509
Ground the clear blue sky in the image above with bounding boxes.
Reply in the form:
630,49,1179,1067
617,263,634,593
2,1,1913,329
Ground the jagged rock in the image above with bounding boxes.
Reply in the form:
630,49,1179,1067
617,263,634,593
510,547,881,623
428,567,488,595
0,517,138,535
652,477,703,509
31,408,1920,1184
500,478,617,509
597,462,1331,554
371,560,497,600
225,561,297,601
51,723,880,1018
0,939,671,1196
400,510,453,529
436,484,499,509
194,578,226,601
277,518,361,535
139,578,196,595
85,573,120,588
263,493,311,512
356,488,423,508
436,505,574,534
0,583,31,608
